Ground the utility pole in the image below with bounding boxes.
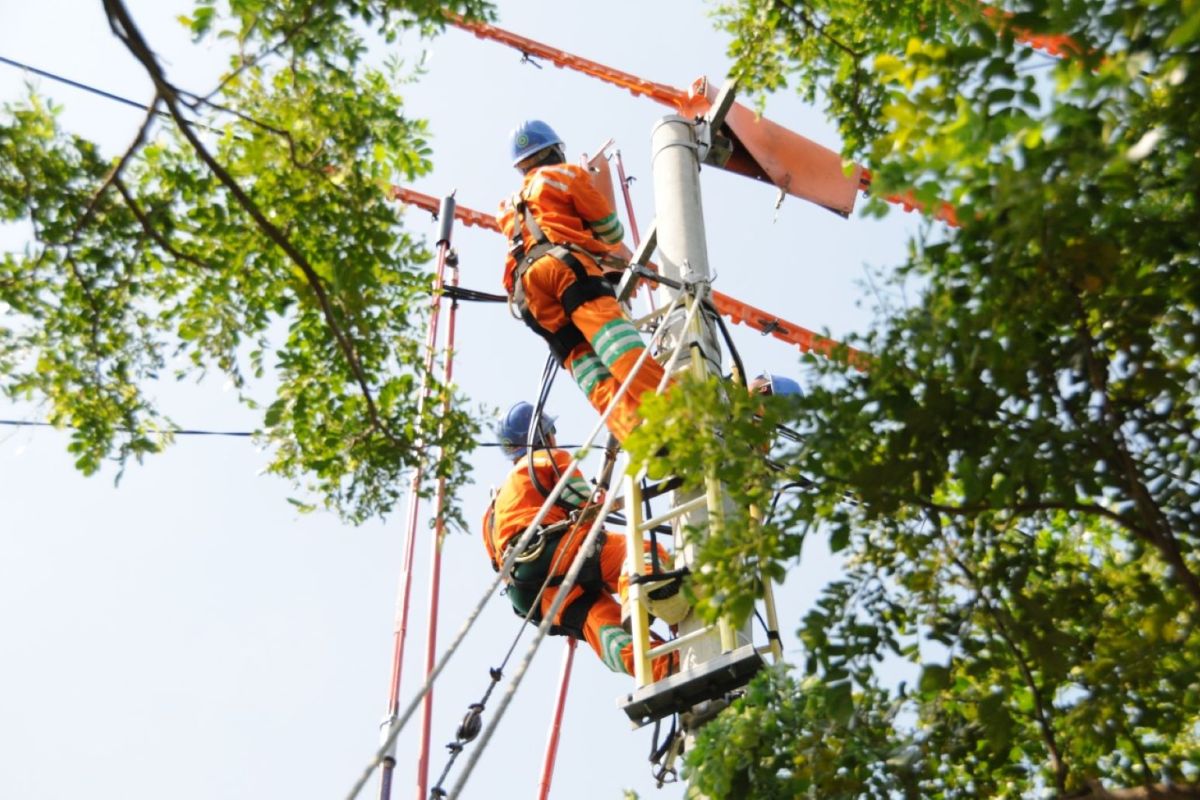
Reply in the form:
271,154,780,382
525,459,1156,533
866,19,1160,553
615,87,764,797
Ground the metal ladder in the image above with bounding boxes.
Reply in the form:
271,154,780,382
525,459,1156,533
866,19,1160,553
616,288,782,728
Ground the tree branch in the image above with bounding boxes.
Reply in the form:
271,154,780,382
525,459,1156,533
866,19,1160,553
199,4,321,104
73,94,161,240
1071,289,1200,612
112,176,218,272
949,549,1068,793
102,0,400,447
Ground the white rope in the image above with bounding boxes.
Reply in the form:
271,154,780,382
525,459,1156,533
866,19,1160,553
343,287,690,800
445,455,628,799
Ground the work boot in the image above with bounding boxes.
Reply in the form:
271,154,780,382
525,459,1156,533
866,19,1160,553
645,575,690,625
621,574,690,629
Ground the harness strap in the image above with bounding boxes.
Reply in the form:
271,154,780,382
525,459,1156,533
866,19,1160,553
510,246,615,366
507,529,608,639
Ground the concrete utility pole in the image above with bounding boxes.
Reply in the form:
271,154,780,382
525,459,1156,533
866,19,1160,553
648,96,758,783
649,112,738,664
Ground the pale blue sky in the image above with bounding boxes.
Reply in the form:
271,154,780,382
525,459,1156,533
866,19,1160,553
0,2,917,798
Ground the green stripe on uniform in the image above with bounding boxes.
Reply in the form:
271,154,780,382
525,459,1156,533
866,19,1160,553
570,354,611,396
601,336,643,365
591,319,644,367
565,477,593,506
598,222,624,244
591,318,638,352
588,212,617,230
598,625,632,674
588,213,624,244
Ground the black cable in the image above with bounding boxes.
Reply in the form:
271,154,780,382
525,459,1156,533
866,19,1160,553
0,54,152,112
526,354,576,514
753,607,781,648
643,476,662,574
0,53,221,135
764,481,811,526
705,299,747,389
0,419,251,437
441,285,506,303
0,418,580,449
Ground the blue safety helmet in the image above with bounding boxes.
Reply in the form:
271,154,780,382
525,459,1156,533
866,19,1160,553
753,373,802,397
509,120,563,167
497,401,557,460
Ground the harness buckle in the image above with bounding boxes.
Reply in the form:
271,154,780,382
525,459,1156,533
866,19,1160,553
501,519,572,569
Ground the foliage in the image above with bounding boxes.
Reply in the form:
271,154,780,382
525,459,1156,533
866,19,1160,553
641,0,1200,795
625,374,794,626
683,514,1200,798
0,0,494,523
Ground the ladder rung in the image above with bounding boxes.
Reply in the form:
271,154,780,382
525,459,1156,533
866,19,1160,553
633,305,670,329
647,624,718,660
636,495,708,532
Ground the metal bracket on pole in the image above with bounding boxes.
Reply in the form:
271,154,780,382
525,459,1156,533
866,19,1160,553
696,79,739,167
379,715,399,754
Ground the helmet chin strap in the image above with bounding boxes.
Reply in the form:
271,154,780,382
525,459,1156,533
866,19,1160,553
518,144,566,173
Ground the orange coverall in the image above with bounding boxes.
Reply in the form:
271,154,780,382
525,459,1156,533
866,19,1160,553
499,164,665,443
483,449,673,681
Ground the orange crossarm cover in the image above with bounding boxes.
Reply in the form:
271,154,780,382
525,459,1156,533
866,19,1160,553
446,16,969,223
451,15,688,108
390,185,501,233
978,3,1084,58
391,185,864,364
709,291,867,368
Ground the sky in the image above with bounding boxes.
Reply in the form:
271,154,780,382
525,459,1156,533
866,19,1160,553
0,2,919,799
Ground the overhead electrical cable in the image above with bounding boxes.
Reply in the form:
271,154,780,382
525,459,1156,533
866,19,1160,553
0,419,251,437
0,419,566,448
0,53,153,112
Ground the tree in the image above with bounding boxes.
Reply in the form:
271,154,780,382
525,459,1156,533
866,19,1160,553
0,0,492,524
624,0,1200,796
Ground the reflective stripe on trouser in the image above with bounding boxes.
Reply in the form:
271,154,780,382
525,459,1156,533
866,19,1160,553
565,297,665,442
539,530,674,681
520,257,667,443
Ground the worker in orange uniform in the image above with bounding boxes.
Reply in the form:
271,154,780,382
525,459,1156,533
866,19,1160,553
482,402,680,681
748,372,802,397
499,120,666,443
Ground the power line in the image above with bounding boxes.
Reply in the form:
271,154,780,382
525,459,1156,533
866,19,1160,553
0,54,153,113
0,418,251,437
0,419,571,448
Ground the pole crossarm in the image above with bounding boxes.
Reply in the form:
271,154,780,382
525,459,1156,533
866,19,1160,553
389,186,865,365
448,14,690,109
443,16,979,221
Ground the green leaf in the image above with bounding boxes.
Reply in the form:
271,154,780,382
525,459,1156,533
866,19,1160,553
919,664,951,693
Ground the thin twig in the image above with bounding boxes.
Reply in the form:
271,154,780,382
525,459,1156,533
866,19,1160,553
949,547,1068,793
112,176,218,272
72,94,161,240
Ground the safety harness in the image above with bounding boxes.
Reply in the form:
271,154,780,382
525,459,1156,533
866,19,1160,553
485,501,606,640
507,189,621,365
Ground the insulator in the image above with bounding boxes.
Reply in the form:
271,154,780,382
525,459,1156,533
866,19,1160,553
457,703,484,743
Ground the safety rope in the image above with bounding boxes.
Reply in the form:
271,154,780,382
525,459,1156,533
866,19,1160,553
344,287,691,800
427,446,616,798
